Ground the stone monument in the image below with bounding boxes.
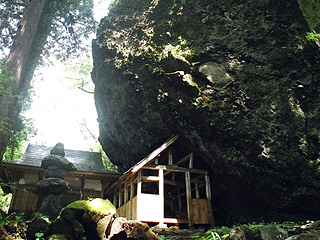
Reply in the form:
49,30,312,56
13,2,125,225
32,143,76,220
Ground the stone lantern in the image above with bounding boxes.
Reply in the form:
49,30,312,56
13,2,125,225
32,143,76,220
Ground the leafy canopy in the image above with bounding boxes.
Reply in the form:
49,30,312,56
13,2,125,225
0,0,96,59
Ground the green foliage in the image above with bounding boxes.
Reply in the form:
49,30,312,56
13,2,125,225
108,0,120,11
197,222,302,240
0,59,15,99
101,150,118,172
0,186,12,213
0,0,96,60
306,32,320,42
0,59,36,161
3,115,36,161
88,143,118,172
194,226,232,240
65,55,94,94
35,232,45,240
155,233,166,240
0,212,24,228
298,0,320,33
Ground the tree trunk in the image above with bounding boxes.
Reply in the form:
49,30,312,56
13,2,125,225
0,0,56,160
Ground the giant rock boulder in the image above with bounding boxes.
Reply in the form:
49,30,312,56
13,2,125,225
92,0,320,222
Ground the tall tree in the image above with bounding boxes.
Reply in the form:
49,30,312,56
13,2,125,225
0,0,95,160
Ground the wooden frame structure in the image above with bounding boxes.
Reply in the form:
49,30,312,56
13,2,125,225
107,135,214,227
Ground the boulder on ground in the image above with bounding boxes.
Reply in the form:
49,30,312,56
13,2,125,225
109,217,159,240
49,198,116,240
260,226,288,240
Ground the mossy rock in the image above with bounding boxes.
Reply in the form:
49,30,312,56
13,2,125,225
49,198,116,240
62,198,116,216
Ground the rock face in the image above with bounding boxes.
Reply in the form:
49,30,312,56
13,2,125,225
92,0,320,222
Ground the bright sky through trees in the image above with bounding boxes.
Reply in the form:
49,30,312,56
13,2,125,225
23,0,112,150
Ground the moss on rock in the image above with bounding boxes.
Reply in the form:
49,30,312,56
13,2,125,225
49,198,116,240
63,198,116,216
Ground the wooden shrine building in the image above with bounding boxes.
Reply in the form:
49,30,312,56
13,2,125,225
106,135,214,227
0,144,120,216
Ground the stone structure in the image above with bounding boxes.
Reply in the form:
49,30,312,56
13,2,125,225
32,143,76,220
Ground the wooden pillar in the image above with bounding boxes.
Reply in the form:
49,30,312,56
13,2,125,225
205,172,214,226
185,171,193,227
168,149,173,165
171,172,175,180
195,183,200,199
159,166,165,227
124,181,128,218
189,154,193,168
118,184,122,207
130,177,134,220
124,182,128,203
113,193,117,207
177,188,182,215
137,171,142,221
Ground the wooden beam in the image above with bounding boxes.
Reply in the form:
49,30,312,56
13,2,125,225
144,164,207,174
191,174,204,183
164,179,185,188
185,171,193,227
176,153,193,166
141,176,160,181
132,135,179,173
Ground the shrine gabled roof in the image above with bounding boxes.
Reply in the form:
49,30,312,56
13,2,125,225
107,135,179,192
6,143,117,174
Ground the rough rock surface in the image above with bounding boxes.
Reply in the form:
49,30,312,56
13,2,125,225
50,143,66,157
109,217,158,240
41,155,76,172
92,0,320,222
32,178,69,196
